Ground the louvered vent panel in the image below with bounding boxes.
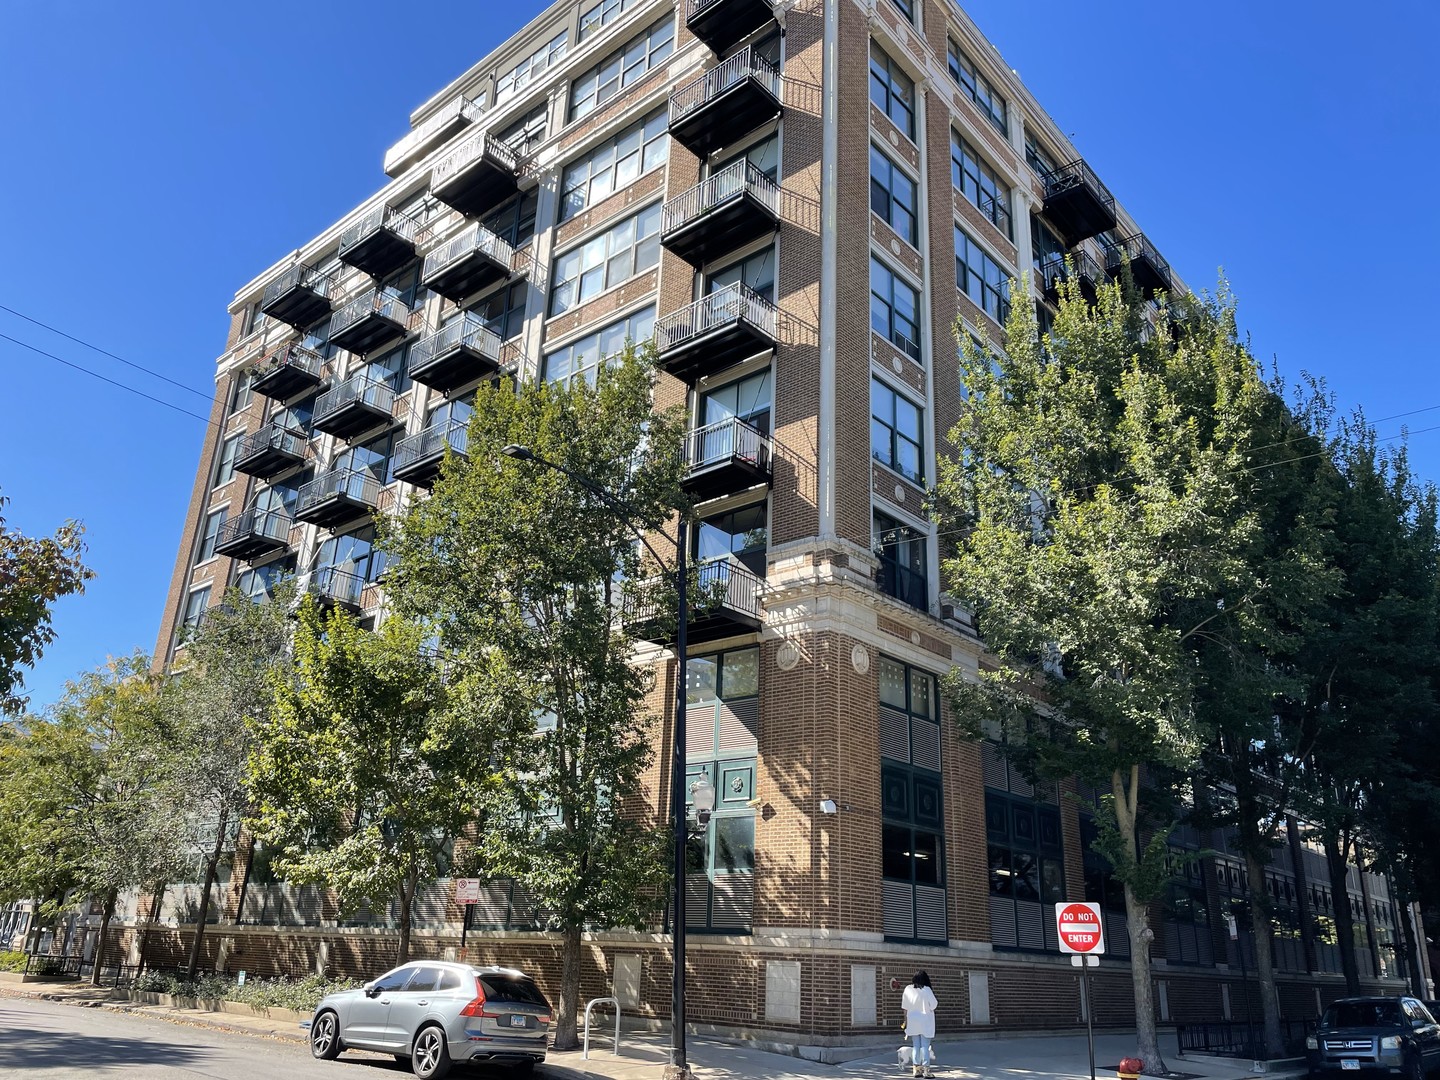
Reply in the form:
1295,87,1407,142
709,875,754,930
1043,903,1059,951
1010,771,1035,799
880,705,910,762
685,875,710,927
989,895,1017,948
883,880,915,938
687,704,716,756
1017,899,1044,950
1108,911,1130,957
981,741,1007,788
718,698,759,753
911,720,941,772
915,885,947,942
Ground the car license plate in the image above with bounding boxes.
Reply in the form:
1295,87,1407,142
1341,1061,1360,1071
510,1015,527,1028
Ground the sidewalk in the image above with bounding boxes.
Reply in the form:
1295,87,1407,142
0,981,1307,1080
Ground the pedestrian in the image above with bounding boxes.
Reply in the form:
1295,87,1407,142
902,970,938,1077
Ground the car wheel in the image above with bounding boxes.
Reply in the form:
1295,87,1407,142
411,1025,451,1080
310,1010,342,1061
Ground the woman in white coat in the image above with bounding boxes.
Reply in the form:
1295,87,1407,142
902,970,938,1077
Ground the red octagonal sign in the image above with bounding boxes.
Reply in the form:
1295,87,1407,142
1056,901,1105,954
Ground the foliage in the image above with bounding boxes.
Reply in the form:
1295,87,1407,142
130,969,360,1012
0,490,94,715
0,950,25,972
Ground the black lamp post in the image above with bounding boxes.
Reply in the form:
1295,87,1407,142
500,444,694,1077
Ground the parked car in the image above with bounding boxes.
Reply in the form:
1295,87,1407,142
309,960,550,1079
1307,996,1440,1080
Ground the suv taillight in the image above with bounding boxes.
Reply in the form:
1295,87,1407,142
459,976,495,1018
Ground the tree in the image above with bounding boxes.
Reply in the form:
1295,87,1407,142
247,597,470,966
0,490,95,715
937,276,1275,1069
380,347,685,1049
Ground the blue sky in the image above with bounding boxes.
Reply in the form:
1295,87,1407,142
2,0,1436,710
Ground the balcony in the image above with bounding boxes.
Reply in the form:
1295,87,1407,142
668,47,783,159
409,313,505,392
328,289,414,356
682,417,772,503
234,424,308,478
338,203,421,279
392,418,469,489
1104,232,1172,299
384,94,486,178
429,131,520,218
312,374,395,441
655,283,778,383
259,264,336,329
662,159,780,267
249,342,326,400
306,566,365,614
1037,158,1116,246
213,507,292,561
420,223,522,302
1040,250,1104,306
626,559,764,646
294,468,381,528
685,0,777,55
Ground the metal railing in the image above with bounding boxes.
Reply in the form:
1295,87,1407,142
655,282,778,354
216,506,292,549
878,556,928,612
625,558,763,626
329,288,414,340
394,418,469,473
583,996,621,1060
384,94,486,174
261,263,334,309
1040,250,1104,294
684,416,772,473
314,373,396,426
663,158,779,236
686,0,747,15
410,312,504,374
431,129,519,188
238,423,306,465
297,468,381,515
422,222,519,281
339,203,421,253
251,342,325,385
307,566,366,608
1177,1018,1315,1060
1040,157,1116,213
1105,232,1170,280
670,46,782,123
976,192,1012,237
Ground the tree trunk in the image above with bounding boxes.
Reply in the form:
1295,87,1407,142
138,883,165,975
397,867,417,966
185,809,229,981
1398,898,1425,998
90,888,118,986
1112,766,1165,1072
1243,847,1284,1059
1324,831,1361,995
553,923,583,1051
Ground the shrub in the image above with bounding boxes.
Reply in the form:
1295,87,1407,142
0,951,27,973
129,969,360,1014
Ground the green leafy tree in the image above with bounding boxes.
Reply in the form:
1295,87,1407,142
0,490,95,715
937,277,1274,1069
247,597,470,966
380,346,684,1049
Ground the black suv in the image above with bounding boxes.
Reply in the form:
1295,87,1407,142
1308,997,1440,1080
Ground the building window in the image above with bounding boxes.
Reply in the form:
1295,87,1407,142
579,0,640,39
874,511,927,610
955,225,1011,325
889,0,915,23
483,190,539,249
362,341,411,397
986,790,1064,951
700,368,771,434
868,44,915,140
228,371,255,415
495,104,548,155
951,131,1012,239
214,432,242,488
1162,844,1212,965
334,430,397,485
869,257,920,361
1032,215,1066,276
707,247,775,303
244,304,268,339
1025,133,1057,178
235,556,295,604
314,526,386,592
469,279,528,342
879,657,944,944
870,145,918,247
495,31,567,107
542,306,656,387
696,502,767,578
196,508,227,564
181,586,211,634
549,203,663,315
871,378,923,484
559,109,669,222
569,17,675,122
946,40,1007,136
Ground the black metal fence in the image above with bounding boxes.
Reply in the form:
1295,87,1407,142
21,952,143,987
1177,1018,1316,1059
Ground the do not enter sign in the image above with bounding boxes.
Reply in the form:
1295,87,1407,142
1056,901,1105,954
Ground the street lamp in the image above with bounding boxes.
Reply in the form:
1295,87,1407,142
499,444,695,1078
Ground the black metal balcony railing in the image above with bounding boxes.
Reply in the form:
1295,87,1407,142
259,264,336,329
669,46,783,158
312,374,396,440
213,507,293,561
682,416,772,502
661,159,780,267
307,566,365,612
234,424,307,478
294,468,381,528
625,558,764,645
338,203,422,280
408,313,506,392
1103,232,1172,298
654,282,779,383
685,0,777,56
1040,250,1104,306
384,94,486,178
327,288,414,356
249,342,327,400
1037,157,1117,246
429,130,521,218
420,223,522,302
392,418,469,488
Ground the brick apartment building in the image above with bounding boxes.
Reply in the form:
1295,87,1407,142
142,0,1427,1046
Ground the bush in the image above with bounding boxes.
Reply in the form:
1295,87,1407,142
130,969,360,1013
0,951,27,973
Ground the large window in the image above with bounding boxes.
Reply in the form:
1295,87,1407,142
946,40,1007,136
871,378,923,484
701,368,771,434
870,145,918,246
707,247,775,302
879,657,944,944
874,510,927,610
314,526,386,588
955,225,1011,324
228,371,254,416
568,18,675,122
214,433,242,487
542,306,656,387
889,0,915,23
560,109,668,222
1032,215,1066,276
1025,133,1057,178
579,0,640,39
987,790,1064,951
696,502,767,578
869,257,920,361
362,340,411,396
196,508,227,564
495,32,567,107
470,280,528,342
333,429,397,485
549,203,663,315
482,190,539,249
235,556,295,604
181,586,211,634
868,44,915,139
951,132,1012,239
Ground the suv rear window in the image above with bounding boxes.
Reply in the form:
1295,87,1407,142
478,975,549,1007
1326,1002,1402,1028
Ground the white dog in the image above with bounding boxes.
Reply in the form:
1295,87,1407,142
897,1045,938,1069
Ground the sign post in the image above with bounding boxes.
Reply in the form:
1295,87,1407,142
1057,901,1106,1080
455,879,482,948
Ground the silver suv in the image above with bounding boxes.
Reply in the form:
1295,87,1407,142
309,960,551,1079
